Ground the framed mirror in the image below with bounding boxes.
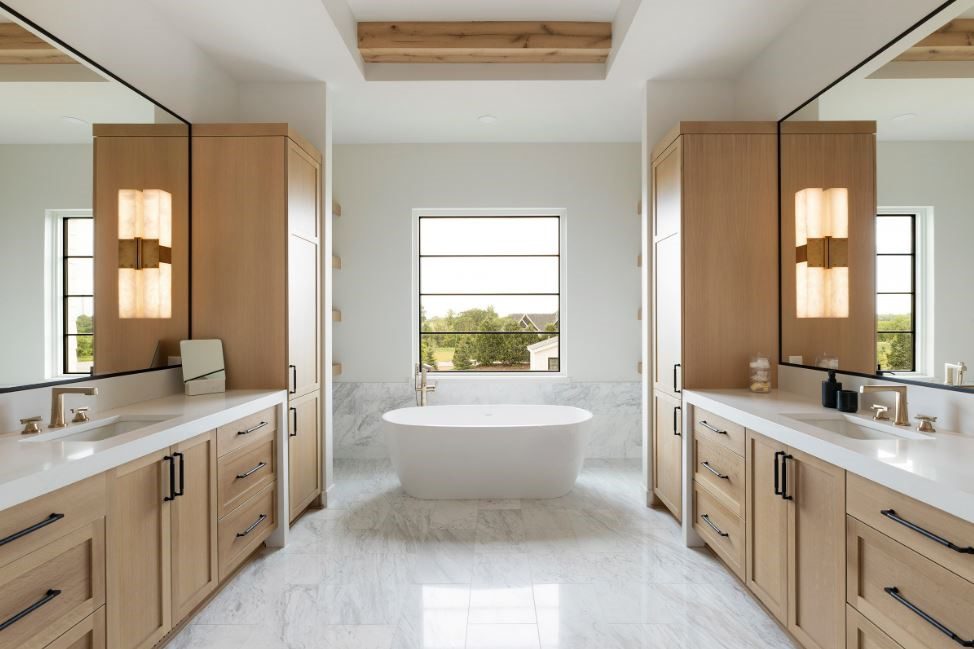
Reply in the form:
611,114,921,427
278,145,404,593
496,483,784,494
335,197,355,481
779,0,974,391
0,4,190,392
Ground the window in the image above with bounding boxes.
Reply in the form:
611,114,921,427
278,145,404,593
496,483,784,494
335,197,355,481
875,213,916,373
417,213,561,373
59,214,95,375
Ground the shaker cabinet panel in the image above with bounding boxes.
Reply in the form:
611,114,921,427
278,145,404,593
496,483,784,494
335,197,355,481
653,233,682,398
288,391,322,522
652,390,683,521
288,233,320,398
745,430,789,624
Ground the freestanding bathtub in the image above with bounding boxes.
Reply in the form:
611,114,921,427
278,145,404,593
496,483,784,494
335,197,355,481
382,404,592,499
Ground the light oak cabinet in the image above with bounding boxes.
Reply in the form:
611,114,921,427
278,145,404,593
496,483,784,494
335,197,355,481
288,391,322,521
193,124,324,522
106,432,217,649
652,390,682,521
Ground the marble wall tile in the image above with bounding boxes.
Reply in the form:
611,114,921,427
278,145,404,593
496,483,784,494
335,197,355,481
334,381,641,459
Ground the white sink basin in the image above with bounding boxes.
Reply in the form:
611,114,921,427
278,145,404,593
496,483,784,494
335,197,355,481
20,415,173,444
783,413,934,442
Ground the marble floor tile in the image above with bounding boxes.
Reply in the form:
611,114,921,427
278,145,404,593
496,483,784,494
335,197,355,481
468,584,537,623
466,623,542,649
472,552,534,586
430,500,479,530
393,585,470,649
475,509,527,553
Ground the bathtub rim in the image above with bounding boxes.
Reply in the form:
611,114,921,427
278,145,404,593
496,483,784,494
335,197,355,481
381,403,593,429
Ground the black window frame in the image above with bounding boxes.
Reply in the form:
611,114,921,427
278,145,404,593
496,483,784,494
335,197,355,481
418,214,561,374
61,215,94,376
875,213,916,374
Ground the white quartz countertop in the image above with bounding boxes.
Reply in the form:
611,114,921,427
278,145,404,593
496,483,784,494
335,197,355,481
0,389,287,512
684,389,974,524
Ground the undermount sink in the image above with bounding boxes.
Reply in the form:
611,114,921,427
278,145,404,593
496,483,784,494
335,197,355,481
783,413,934,442
20,415,173,444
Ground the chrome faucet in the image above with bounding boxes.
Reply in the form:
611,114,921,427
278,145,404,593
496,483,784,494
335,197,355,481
415,363,436,407
859,384,909,426
50,386,98,428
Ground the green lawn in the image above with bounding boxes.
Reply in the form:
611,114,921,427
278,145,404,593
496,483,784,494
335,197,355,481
433,347,454,362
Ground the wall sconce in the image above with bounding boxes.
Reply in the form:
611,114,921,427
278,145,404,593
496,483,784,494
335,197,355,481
118,189,172,319
795,187,849,318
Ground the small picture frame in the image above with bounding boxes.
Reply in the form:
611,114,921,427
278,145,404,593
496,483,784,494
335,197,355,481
180,339,226,396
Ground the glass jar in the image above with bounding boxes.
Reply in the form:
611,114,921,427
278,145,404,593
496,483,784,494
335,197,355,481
749,354,771,393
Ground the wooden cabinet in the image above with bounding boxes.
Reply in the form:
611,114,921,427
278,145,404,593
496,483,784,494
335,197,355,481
106,432,217,649
846,607,904,649
288,391,322,522
745,431,789,623
653,233,682,398
652,390,682,521
193,124,324,521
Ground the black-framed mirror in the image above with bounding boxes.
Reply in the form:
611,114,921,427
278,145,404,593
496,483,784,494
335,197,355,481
779,0,974,392
0,3,190,392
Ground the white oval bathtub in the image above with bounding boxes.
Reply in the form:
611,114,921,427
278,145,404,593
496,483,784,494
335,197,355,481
382,404,592,499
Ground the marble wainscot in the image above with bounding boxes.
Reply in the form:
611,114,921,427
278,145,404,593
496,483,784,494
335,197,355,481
334,381,641,460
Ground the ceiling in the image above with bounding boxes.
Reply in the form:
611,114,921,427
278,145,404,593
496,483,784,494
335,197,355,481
149,0,810,143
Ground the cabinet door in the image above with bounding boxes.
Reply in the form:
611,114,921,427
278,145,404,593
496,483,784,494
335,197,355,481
287,233,320,398
652,138,682,239
288,391,322,522
786,448,846,649
652,390,683,521
653,233,682,397
107,451,172,649
745,430,789,623
171,432,218,621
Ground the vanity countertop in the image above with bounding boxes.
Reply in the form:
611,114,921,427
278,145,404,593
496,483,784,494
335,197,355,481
684,389,974,524
0,389,287,511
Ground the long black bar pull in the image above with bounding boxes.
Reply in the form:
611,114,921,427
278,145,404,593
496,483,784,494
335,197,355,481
174,452,185,498
885,587,974,647
780,454,794,501
0,589,62,631
0,513,64,547
163,455,176,501
881,509,974,554
773,451,784,496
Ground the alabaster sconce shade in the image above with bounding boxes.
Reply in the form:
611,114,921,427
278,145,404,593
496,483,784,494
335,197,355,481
118,189,172,319
795,187,849,319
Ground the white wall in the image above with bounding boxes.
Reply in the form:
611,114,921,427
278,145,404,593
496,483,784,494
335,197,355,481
333,143,642,383
877,141,974,379
0,144,91,386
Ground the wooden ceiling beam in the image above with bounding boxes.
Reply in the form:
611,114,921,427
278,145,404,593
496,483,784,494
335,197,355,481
0,23,74,64
895,19,974,62
357,21,611,64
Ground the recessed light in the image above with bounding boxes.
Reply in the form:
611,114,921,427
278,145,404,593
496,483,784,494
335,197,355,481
478,114,498,124
891,113,917,122
62,115,90,126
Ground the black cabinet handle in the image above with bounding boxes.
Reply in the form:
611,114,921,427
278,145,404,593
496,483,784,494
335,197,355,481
673,363,681,394
236,513,268,538
289,365,297,394
701,461,729,479
289,407,298,437
699,420,728,435
885,587,974,647
235,462,267,480
881,509,974,554
673,406,682,436
163,455,176,502
0,589,61,631
237,421,268,436
781,454,794,501
773,451,784,496
700,514,729,537
0,513,64,547
173,452,185,498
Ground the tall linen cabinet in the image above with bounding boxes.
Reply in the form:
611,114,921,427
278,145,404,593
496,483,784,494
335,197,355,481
192,124,323,523
650,122,779,521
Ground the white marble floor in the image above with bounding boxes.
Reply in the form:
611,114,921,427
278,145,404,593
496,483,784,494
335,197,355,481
169,459,798,649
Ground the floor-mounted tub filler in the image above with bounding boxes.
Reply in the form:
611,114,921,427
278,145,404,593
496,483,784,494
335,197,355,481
382,404,592,499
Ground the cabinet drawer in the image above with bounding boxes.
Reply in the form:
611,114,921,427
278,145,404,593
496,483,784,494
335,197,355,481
216,407,276,458
847,473,974,584
218,438,275,519
0,475,105,570
846,606,903,649
691,407,745,456
693,482,744,580
693,437,744,517
0,520,105,649
35,607,105,649
218,484,275,580
847,516,974,649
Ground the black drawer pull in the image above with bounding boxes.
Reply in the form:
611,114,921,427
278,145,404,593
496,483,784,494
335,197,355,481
236,514,268,538
289,365,297,394
780,454,794,501
0,589,62,631
700,514,729,537
673,406,682,436
0,513,64,547
773,450,784,496
237,421,268,436
173,452,185,498
163,455,176,502
881,509,974,554
235,462,267,480
701,461,729,479
699,420,727,435
885,586,974,647
673,363,681,394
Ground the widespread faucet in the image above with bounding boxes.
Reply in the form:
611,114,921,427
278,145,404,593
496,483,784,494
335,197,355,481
859,384,909,426
415,363,436,407
50,386,98,428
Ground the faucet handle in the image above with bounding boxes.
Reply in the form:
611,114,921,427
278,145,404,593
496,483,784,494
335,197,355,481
71,407,90,423
870,405,890,421
19,416,42,434
915,415,937,433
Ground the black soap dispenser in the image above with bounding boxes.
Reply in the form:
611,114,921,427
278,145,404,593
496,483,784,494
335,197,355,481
822,370,842,409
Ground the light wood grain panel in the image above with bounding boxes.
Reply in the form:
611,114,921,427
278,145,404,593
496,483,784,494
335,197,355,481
218,484,275,581
682,132,778,390
93,129,189,374
218,437,275,519
91,124,187,138
895,19,974,61
653,233,681,397
36,607,106,649
0,23,74,64
357,21,611,64
780,121,877,135
288,232,320,398
171,432,218,621
0,521,104,649
693,436,745,517
652,390,682,521
288,390,322,522
215,407,277,458
745,431,789,624
191,124,321,163
693,481,744,579
781,130,876,373
651,121,777,162
691,406,746,457
846,606,906,649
